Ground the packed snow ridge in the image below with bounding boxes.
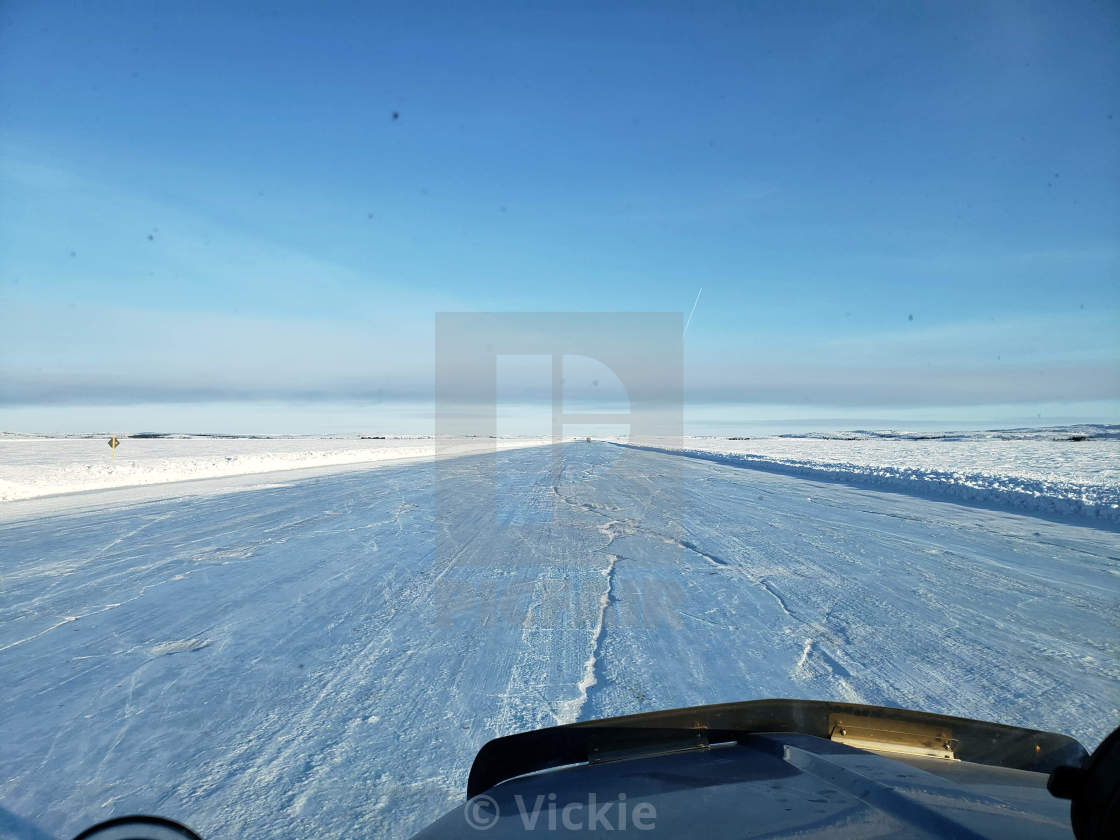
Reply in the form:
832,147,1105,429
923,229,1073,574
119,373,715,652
617,424,1119,527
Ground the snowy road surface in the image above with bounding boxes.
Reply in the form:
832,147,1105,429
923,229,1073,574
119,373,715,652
2,443,1117,839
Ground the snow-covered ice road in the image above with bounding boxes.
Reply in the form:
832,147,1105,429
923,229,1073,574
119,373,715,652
2,442,1117,839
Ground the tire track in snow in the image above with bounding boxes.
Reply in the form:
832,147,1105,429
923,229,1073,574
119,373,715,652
659,522,864,703
555,553,618,723
491,515,633,732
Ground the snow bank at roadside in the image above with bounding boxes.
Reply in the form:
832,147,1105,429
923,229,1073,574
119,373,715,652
0,436,550,502
617,426,1120,527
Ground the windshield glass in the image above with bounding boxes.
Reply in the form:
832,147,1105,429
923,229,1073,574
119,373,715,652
1,3,1117,839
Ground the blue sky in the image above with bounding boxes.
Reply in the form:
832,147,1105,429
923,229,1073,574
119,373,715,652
1,0,1117,433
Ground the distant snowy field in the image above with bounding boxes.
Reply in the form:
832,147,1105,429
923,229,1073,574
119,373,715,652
620,424,1119,526
2,426,1116,526
0,435,550,502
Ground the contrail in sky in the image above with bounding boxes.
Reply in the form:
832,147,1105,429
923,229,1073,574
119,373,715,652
683,287,703,336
